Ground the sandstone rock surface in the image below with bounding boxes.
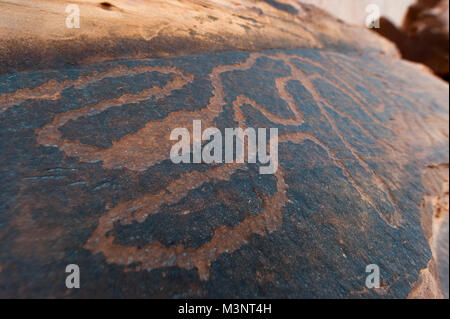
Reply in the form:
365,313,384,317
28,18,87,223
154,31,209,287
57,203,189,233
0,0,448,298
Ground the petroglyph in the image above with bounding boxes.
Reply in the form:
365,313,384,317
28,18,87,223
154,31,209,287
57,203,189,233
1,65,190,114
1,0,448,299
10,50,428,279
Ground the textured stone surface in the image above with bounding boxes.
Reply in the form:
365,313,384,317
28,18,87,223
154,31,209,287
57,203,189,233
0,0,448,298
374,0,449,79
1,48,448,298
0,0,399,74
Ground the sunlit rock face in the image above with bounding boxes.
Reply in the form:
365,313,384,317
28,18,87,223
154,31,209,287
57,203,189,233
0,0,399,74
0,0,448,298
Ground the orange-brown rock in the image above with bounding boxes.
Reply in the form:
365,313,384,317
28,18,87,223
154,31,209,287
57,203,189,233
0,0,448,299
0,0,399,74
374,0,449,79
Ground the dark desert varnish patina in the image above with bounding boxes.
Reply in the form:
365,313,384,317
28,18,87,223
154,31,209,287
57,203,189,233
0,0,448,298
